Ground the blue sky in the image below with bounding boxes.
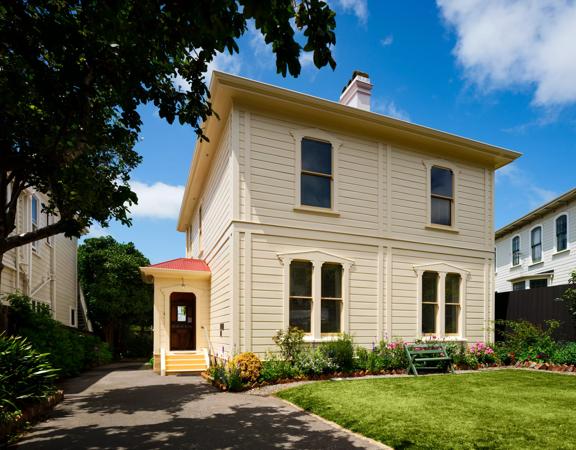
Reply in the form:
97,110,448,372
86,0,576,263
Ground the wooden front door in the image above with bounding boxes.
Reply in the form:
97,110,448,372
170,293,196,351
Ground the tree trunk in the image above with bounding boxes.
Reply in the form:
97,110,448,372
0,251,4,288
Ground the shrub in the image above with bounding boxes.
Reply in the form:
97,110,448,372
497,320,558,362
319,334,354,371
259,353,299,383
7,293,112,377
295,348,336,375
469,342,497,365
232,352,262,384
375,340,409,371
355,346,384,372
446,343,479,369
0,334,58,423
272,327,305,363
207,358,245,392
553,342,576,365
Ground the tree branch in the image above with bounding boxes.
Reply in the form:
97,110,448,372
1,219,71,253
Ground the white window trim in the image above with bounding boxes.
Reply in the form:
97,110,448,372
413,262,470,340
290,128,342,214
553,212,569,254
278,249,354,341
529,224,543,264
511,234,521,268
423,159,460,232
31,194,39,251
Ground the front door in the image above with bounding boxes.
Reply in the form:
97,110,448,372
170,293,196,351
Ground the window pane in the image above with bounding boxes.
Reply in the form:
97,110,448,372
512,236,519,252
557,216,567,251
512,281,526,291
321,300,341,333
422,304,437,334
445,274,461,304
321,264,342,298
177,306,187,322
289,299,311,332
531,227,541,245
301,174,331,208
431,197,452,226
529,279,547,289
290,261,312,297
302,138,332,175
431,167,453,197
445,305,459,334
32,196,38,224
422,272,438,302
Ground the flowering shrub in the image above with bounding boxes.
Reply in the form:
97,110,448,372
319,334,355,371
207,358,243,392
295,348,336,375
232,352,262,384
469,342,497,365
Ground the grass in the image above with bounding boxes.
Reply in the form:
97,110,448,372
277,370,576,449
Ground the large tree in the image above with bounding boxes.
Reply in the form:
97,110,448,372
78,236,153,352
0,0,337,278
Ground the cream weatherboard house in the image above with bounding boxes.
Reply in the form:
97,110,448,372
141,71,520,375
495,188,576,293
1,190,90,329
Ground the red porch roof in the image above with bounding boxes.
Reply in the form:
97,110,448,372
148,258,210,272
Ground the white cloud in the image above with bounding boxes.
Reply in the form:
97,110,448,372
333,0,368,24
373,98,411,122
299,51,315,69
129,181,184,219
84,223,110,239
173,51,242,92
496,163,558,208
380,35,394,47
437,0,576,106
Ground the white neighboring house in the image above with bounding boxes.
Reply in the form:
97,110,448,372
141,71,520,375
1,189,91,330
495,188,576,293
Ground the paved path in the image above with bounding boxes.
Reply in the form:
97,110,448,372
15,363,383,449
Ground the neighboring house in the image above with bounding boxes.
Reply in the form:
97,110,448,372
141,71,519,375
495,188,576,293
0,189,91,330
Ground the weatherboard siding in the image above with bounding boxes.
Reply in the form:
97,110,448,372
495,201,576,292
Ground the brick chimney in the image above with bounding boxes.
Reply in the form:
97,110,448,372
339,71,372,111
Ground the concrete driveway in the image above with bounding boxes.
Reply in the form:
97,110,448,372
15,363,383,449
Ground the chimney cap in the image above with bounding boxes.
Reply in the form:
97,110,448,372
341,70,370,93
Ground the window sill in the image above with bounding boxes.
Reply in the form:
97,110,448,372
420,335,466,342
528,261,544,268
553,248,570,257
303,335,342,343
510,264,522,270
293,206,340,217
425,223,460,234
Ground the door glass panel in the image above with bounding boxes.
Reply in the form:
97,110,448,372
177,305,187,322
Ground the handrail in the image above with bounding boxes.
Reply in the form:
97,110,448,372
201,325,214,365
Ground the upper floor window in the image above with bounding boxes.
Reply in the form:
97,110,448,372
556,214,568,252
430,166,453,226
31,195,39,250
300,138,332,209
512,236,520,266
531,226,542,262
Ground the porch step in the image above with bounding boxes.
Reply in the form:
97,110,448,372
165,353,207,373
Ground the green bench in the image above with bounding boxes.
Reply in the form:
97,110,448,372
404,343,454,376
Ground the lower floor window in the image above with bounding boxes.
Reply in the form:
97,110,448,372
321,299,342,333
512,281,526,291
529,278,548,289
421,271,462,336
289,298,312,332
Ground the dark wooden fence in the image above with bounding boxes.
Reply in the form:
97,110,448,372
495,284,575,342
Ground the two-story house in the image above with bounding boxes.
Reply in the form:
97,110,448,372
495,188,576,293
1,190,90,329
141,71,520,375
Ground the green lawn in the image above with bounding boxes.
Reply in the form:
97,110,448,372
277,370,576,449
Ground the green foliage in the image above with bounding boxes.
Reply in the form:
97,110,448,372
553,342,576,365
7,293,112,377
259,353,300,383
374,340,409,371
78,236,152,355
295,348,336,375
318,334,354,371
497,320,559,362
445,343,479,369
0,333,58,424
272,327,306,363
354,346,385,372
560,270,576,328
208,358,244,392
232,352,262,384
0,1,337,262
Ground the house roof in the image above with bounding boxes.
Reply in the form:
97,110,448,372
495,187,576,240
177,71,522,231
148,258,210,272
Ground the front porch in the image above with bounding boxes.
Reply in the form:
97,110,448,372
140,258,211,375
